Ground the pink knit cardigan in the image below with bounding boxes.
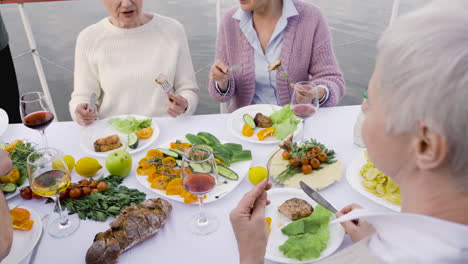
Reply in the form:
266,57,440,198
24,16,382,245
208,0,345,112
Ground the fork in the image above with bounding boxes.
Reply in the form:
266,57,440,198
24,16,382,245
155,74,173,94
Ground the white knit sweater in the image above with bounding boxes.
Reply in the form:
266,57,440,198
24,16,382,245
69,14,199,120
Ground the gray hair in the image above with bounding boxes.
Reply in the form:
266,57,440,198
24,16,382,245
376,0,468,183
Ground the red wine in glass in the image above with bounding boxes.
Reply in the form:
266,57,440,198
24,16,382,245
292,104,317,119
183,173,216,195
23,111,54,131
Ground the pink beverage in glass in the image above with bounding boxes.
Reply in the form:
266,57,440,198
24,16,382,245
183,173,216,195
292,104,317,119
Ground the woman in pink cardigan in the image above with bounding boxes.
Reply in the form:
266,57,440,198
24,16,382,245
208,0,345,112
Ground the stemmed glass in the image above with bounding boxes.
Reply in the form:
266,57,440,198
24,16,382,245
290,81,319,143
181,146,219,235
27,148,80,238
20,92,54,146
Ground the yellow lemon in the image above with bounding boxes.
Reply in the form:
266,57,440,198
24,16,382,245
63,155,75,171
248,166,268,185
52,159,66,171
75,157,102,178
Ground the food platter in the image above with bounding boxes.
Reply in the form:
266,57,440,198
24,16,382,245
265,188,345,263
135,139,252,204
2,206,43,264
80,115,159,157
346,149,401,212
227,104,302,144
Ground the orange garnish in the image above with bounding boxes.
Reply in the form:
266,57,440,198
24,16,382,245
242,124,254,137
257,128,275,141
136,127,153,139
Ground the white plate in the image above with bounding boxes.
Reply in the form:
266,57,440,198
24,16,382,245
227,104,302,144
135,139,252,204
265,188,345,263
2,206,43,264
0,108,9,136
346,149,401,212
80,115,160,157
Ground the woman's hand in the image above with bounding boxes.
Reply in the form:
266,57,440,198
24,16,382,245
336,203,376,243
290,83,326,102
166,93,188,118
75,103,99,126
0,150,12,176
230,179,272,264
209,60,230,91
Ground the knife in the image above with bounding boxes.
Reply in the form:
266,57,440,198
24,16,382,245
299,181,337,213
88,92,97,112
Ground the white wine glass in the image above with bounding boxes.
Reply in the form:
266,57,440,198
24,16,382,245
27,148,80,238
181,146,219,235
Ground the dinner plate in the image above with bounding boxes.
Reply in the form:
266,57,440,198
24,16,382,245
0,108,9,136
2,206,43,264
80,115,160,157
265,188,345,263
4,181,28,200
135,139,252,204
346,149,401,212
227,104,302,144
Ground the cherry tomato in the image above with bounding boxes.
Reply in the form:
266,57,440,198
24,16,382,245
20,187,32,200
312,146,322,154
301,164,312,175
282,151,291,160
300,156,309,166
89,180,99,188
32,192,42,200
97,182,108,192
318,152,328,163
306,151,315,159
78,179,89,185
59,188,70,199
289,157,301,167
91,188,99,193
69,188,82,199
310,158,321,169
82,187,91,196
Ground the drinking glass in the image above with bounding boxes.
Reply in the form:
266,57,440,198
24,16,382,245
27,148,80,238
19,92,54,146
181,146,219,235
290,81,319,143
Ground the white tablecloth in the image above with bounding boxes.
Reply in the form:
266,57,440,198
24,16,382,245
4,105,392,264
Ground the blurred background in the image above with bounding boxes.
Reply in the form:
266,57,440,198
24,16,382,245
1,0,428,121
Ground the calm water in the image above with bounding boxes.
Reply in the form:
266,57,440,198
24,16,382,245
1,0,427,121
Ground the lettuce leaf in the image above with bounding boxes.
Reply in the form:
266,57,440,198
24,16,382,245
269,105,300,140
279,205,333,261
108,117,152,134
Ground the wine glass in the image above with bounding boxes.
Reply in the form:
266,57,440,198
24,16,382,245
181,146,219,235
27,148,80,238
290,81,319,143
20,92,54,146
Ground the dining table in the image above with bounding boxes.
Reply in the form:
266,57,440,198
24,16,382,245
4,105,394,264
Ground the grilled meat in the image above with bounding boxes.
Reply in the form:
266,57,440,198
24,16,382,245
94,135,122,152
278,198,313,221
85,198,172,264
254,113,273,128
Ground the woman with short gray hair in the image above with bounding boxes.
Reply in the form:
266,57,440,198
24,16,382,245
229,0,468,263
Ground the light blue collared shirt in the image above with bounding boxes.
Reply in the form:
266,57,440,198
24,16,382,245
233,0,298,105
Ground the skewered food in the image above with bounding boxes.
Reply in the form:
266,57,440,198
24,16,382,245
85,198,172,264
94,135,122,152
278,198,313,221
268,60,282,71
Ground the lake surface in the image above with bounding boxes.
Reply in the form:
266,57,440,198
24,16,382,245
1,0,427,121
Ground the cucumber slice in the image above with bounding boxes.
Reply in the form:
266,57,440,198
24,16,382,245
176,160,182,167
243,114,256,129
197,132,221,145
157,149,180,159
223,143,243,152
128,133,139,149
231,150,253,163
185,134,205,146
189,163,212,173
217,165,239,180
0,183,17,193
170,148,185,158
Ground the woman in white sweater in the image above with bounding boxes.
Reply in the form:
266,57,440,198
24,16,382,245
69,0,199,125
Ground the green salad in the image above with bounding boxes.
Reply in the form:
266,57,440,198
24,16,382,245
108,116,152,134
270,105,300,140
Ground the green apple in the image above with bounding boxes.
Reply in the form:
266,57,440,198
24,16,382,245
106,149,132,177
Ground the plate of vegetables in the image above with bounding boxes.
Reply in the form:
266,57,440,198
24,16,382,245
268,138,342,190
80,115,159,157
227,104,303,144
135,132,253,204
265,188,345,263
0,140,37,200
346,149,401,212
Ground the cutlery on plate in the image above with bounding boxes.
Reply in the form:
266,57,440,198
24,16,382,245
88,93,97,112
28,214,50,264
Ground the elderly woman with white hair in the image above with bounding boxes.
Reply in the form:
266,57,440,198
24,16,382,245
229,0,468,263
69,0,199,125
